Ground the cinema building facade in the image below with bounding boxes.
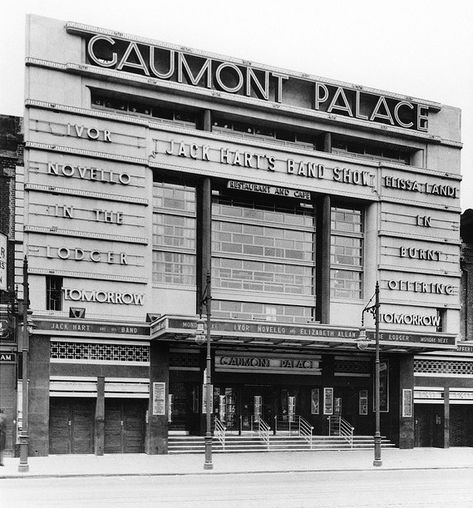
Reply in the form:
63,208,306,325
17,14,467,455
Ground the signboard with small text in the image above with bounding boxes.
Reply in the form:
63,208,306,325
152,382,166,416
0,233,7,291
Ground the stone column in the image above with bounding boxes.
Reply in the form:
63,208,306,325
316,195,331,323
323,132,332,153
398,354,415,449
95,376,105,455
28,335,50,456
203,110,212,132
146,342,170,454
443,387,450,448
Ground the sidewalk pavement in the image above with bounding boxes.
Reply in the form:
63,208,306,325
1,447,473,479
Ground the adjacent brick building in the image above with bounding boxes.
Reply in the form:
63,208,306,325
0,114,23,455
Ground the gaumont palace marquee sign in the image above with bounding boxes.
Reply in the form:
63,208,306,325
66,23,434,132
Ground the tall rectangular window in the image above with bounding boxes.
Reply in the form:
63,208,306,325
46,275,63,311
330,207,363,299
152,182,196,286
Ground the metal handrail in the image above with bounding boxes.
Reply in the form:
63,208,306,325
328,416,354,447
214,417,227,450
258,417,271,449
339,417,354,448
298,415,314,449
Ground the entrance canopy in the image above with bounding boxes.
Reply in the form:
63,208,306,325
150,315,457,353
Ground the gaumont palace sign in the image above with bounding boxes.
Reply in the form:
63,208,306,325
66,23,435,132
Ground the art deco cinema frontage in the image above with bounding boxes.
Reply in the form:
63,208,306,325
19,15,463,456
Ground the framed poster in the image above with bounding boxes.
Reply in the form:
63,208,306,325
402,389,413,418
311,388,320,415
202,384,214,414
323,387,334,415
373,361,389,413
334,397,342,415
288,396,296,423
152,382,166,416
254,395,262,422
168,394,173,423
359,389,368,416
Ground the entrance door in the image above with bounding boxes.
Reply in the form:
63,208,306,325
242,385,275,430
104,399,147,453
215,387,238,431
450,405,473,446
414,404,443,447
49,398,95,454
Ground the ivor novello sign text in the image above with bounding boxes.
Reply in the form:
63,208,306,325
82,31,431,132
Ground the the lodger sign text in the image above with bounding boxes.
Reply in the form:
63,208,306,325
81,28,432,131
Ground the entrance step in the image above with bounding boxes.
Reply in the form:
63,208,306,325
168,434,396,454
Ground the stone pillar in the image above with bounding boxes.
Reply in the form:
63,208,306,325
443,387,450,448
146,342,170,454
28,335,50,456
196,178,212,315
398,354,415,449
323,132,332,153
316,195,331,323
411,149,424,167
95,376,105,455
203,110,212,132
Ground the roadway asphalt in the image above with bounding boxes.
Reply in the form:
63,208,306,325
4,469,473,508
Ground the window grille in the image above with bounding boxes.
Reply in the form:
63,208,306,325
50,342,149,363
414,359,473,375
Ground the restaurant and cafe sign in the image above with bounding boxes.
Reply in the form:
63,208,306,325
67,22,435,132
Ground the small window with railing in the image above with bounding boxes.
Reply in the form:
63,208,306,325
46,275,63,311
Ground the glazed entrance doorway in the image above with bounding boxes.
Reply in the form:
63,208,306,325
241,385,276,431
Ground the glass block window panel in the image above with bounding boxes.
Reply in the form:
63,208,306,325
153,182,196,286
152,215,196,250
330,207,363,299
152,251,196,285
213,300,314,324
212,258,314,295
212,197,316,300
153,182,196,213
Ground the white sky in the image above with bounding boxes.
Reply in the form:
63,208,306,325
1,0,473,211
